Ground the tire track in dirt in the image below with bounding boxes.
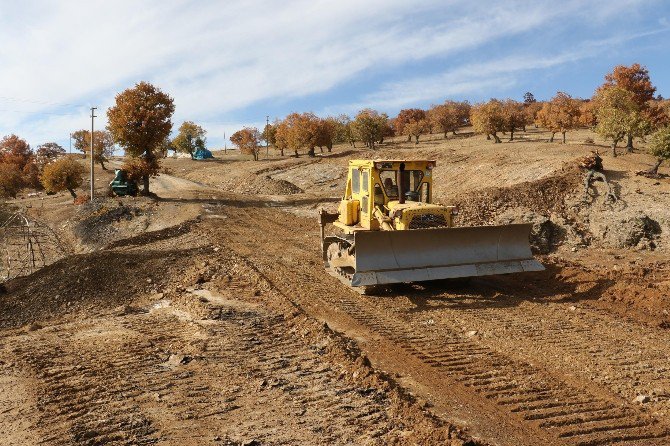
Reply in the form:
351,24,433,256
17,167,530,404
209,204,670,446
1,270,461,445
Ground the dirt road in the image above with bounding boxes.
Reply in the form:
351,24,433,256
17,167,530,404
205,198,670,446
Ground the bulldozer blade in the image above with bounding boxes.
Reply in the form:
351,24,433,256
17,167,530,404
348,224,543,287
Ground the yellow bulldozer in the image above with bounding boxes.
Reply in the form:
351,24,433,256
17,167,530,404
319,159,543,290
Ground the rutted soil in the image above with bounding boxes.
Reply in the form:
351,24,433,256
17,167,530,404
0,216,478,446
2,129,670,445
206,198,670,446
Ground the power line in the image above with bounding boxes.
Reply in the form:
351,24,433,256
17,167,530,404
0,95,87,108
0,108,84,116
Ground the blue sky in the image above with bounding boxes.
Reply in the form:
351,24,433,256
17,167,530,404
0,0,668,150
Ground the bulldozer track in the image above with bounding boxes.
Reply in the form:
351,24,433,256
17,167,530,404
3,282,417,445
210,205,670,445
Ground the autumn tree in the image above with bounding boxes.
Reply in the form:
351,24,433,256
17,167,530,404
404,119,429,144
230,127,262,160
0,134,39,188
71,130,114,169
172,121,207,159
470,100,506,143
594,87,650,157
0,164,23,198
428,102,458,138
394,109,427,141
352,109,389,149
274,120,288,156
35,142,66,167
334,114,356,148
645,100,670,131
579,100,598,128
599,63,656,150
122,156,161,184
107,82,175,194
501,99,530,141
0,134,32,171
524,101,543,128
40,157,85,199
535,92,581,143
274,112,320,157
262,122,277,149
315,117,338,152
647,125,670,175
454,101,471,127
156,136,173,158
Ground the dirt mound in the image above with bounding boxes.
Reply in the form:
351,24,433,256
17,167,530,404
236,175,303,195
454,164,586,252
73,198,151,249
455,164,582,226
0,224,209,329
605,213,662,249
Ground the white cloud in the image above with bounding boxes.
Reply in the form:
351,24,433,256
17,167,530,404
0,0,659,147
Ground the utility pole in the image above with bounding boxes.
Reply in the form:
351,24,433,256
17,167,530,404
69,132,72,154
90,107,97,201
266,115,270,158
224,132,227,155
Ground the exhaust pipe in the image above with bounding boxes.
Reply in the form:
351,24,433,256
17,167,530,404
397,163,405,204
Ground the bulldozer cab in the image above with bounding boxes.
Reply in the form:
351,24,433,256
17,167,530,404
339,160,435,230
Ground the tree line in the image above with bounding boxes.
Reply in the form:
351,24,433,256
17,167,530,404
2,63,669,200
229,63,670,174
228,101,472,160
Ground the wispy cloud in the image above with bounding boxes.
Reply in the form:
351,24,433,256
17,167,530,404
327,27,670,112
0,0,662,147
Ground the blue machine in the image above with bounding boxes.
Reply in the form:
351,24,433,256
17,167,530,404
193,148,213,160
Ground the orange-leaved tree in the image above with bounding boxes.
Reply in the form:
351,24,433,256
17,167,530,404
0,134,39,188
40,157,85,199
428,102,459,138
579,100,598,128
315,117,338,152
394,108,426,141
599,63,656,150
0,163,23,198
122,156,161,184
404,119,429,144
352,109,389,149
501,99,530,141
35,142,66,168
470,99,506,143
274,112,320,157
107,82,174,194
230,127,262,160
535,92,581,143
71,130,115,169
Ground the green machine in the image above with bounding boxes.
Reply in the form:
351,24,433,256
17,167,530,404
109,169,138,196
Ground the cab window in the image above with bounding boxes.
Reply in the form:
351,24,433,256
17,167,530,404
380,170,424,198
351,169,360,194
420,182,430,203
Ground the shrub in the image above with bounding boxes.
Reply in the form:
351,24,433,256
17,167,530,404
40,157,85,198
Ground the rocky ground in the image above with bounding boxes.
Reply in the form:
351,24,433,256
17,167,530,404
1,127,669,445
